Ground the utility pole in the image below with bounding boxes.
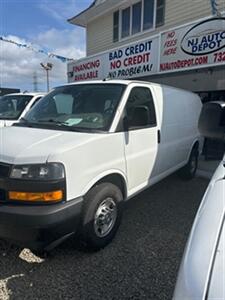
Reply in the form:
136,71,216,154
33,71,38,92
40,62,53,92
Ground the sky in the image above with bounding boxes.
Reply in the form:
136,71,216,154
0,0,93,92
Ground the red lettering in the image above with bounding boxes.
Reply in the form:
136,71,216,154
73,60,100,73
110,60,122,69
123,53,150,67
163,47,177,55
167,31,175,39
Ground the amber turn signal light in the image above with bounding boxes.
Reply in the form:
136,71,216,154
8,190,63,202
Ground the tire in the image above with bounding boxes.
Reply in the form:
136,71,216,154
179,145,199,180
79,183,123,250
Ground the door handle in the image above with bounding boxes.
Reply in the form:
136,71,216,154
157,130,161,144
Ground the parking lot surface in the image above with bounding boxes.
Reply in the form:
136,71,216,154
0,175,208,300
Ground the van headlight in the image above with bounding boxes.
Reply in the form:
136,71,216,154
10,163,65,180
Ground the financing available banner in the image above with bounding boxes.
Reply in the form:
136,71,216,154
160,17,225,73
67,53,107,82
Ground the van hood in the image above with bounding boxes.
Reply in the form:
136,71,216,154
0,126,97,165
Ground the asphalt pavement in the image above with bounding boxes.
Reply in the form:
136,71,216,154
0,174,208,300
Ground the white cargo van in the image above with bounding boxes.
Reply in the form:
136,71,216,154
173,102,225,300
0,92,45,127
0,80,202,251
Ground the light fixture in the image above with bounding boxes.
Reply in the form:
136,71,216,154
40,62,53,92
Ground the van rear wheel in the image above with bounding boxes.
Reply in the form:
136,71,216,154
179,146,199,180
79,183,123,250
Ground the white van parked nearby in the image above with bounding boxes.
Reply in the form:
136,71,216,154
173,101,225,300
0,92,45,127
0,80,202,251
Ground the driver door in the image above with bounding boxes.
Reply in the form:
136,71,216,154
123,86,158,196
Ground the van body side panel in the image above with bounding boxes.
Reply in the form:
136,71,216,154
48,133,126,201
151,85,202,176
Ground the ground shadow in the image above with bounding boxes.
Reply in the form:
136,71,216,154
0,175,208,300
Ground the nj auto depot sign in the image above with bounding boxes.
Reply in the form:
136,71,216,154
160,17,225,72
68,16,225,82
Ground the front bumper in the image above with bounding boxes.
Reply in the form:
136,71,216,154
0,163,83,250
0,197,83,251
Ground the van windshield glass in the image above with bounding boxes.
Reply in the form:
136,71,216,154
0,95,33,120
24,84,126,132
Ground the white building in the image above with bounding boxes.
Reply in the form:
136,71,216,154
67,0,225,102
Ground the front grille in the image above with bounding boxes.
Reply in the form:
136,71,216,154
0,163,11,178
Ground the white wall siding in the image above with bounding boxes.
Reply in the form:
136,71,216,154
87,13,113,56
165,0,211,27
87,0,224,56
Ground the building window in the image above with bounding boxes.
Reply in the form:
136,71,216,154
132,2,142,35
143,0,155,31
113,11,119,42
113,0,165,42
121,7,131,38
156,0,165,27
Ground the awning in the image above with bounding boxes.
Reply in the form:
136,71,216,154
68,0,127,27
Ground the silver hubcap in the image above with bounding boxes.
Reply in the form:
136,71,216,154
94,198,117,238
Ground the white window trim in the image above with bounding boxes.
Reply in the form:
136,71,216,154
130,4,133,36
117,0,157,43
156,0,165,26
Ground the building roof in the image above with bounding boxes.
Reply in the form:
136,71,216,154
67,0,96,27
68,0,125,27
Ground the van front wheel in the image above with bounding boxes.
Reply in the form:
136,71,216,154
79,183,123,250
179,146,199,180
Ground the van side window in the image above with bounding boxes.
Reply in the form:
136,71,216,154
125,87,156,129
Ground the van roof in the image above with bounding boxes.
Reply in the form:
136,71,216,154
57,80,195,94
58,79,157,87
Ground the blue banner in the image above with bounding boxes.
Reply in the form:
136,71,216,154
0,36,74,63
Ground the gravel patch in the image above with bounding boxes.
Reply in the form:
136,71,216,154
0,174,208,300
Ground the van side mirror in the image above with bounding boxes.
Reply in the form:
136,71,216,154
198,102,225,141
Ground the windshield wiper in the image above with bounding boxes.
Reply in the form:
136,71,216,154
14,118,34,127
36,119,70,126
17,118,106,133
20,117,29,122
69,127,106,133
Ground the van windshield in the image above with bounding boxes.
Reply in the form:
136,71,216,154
23,84,126,132
0,95,33,120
